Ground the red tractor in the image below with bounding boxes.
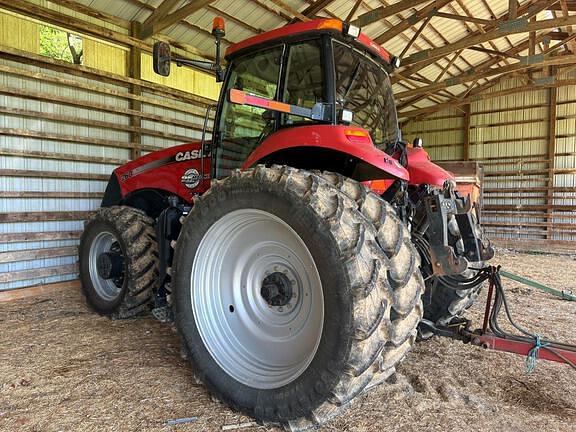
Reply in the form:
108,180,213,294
79,18,493,428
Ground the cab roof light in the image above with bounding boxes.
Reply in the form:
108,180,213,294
340,109,354,124
345,24,361,38
212,16,225,36
317,19,343,32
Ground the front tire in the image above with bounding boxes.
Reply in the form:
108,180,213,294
172,166,423,428
79,206,159,318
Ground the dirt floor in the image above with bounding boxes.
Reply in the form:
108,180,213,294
1,249,575,432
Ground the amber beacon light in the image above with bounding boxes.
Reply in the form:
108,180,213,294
212,16,225,36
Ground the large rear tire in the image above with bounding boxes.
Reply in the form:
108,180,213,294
79,206,159,319
172,166,423,429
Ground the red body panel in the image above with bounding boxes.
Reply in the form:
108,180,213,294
115,142,210,203
226,19,392,63
405,147,454,187
242,125,409,181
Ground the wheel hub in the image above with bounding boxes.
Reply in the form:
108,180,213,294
88,231,125,301
191,209,324,389
261,271,293,307
96,251,124,280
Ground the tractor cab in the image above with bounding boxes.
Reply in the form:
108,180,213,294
214,19,401,178
153,18,405,182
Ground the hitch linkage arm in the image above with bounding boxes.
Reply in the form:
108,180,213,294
423,183,494,276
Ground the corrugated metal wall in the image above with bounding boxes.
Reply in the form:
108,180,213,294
0,9,218,291
403,74,576,251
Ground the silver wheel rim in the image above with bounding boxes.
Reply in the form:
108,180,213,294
191,209,324,389
88,231,124,301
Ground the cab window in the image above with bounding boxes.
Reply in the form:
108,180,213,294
282,39,324,125
216,46,284,178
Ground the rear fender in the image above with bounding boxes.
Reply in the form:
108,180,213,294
242,125,409,182
406,147,454,187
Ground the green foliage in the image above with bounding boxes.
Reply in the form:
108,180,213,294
39,25,83,64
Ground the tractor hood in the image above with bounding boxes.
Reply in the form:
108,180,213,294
405,147,455,187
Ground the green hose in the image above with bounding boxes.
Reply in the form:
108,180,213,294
499,270,576,302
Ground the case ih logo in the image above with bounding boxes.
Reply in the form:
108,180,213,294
181,168,202,189
175,150,206,161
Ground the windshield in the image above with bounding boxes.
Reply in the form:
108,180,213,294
333,41,400,149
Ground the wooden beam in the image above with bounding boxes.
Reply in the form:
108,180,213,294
0,231,82,243
399,77,576,119
509,0,518,19
0,106,197,143
0,168,109,181
0,280,80,303
351,0,431,27
396,54,576,100
140,0,216,38
0,44,215,107
0,147,126,166
46,0,130,28
546,84,558,240
0,264,78,284
402,13,575,68
374,0,455,45
463,104,471,161
345,0,363,21
0,247,78,264
300,0,336,18
130,21,142,160
141,0,180,28
467,46,520,59
400,15,432,58
0,212,93,223
434,49,463,82
434,11,493,25
394,0,559,85
266,0,310,21
0,85,203,136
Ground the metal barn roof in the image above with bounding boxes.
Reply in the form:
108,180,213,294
71,0,576,119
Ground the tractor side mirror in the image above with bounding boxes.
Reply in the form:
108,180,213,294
153,41,171,77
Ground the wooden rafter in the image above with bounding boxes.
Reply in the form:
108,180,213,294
399,15,432,58
454,0,513,69
394,0,558,85
510,0,519,19
141,0,180,29
467,46,521,59
140,0,216,39
434,11,493,25
345,0,363,21
374,0,454,44
267,0,310,21
351,0,430,27
399,75,576,120
396,53,576,100
300,0,337,18
401,14,576,68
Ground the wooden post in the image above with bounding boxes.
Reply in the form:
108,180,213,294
129,21,142,160
546,84,558,240
463,104,471,161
